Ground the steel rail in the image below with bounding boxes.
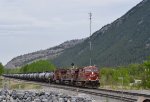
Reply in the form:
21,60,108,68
97,88,150,98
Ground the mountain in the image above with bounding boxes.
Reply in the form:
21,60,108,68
5,39,84,68
52,0,150,67
5,0,150,68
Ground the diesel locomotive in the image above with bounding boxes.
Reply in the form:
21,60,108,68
3,66,100,88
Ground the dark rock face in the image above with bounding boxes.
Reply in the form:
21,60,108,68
0,89,92,102
5,39,84,68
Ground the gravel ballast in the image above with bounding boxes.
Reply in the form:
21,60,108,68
0,89,94,102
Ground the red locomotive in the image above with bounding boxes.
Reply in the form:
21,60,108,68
54,66,100,88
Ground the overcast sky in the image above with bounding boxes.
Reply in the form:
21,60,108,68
0,0,142,65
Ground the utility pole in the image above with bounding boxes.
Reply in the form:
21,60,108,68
89,12,92,66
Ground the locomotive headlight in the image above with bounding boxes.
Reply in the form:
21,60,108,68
92,72,94,75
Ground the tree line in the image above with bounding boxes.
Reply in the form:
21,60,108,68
100,59,150,89
4,60,56,74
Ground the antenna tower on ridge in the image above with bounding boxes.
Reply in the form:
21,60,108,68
89,12,92,66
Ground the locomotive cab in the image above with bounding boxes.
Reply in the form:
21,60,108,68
83,66,100,88
84,66,99,81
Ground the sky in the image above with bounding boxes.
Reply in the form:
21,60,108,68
0,0,143,65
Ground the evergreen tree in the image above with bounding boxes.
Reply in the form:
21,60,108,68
0,62,4,75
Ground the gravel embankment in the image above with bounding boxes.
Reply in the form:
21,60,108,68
0,88,94,102
1,78,121,102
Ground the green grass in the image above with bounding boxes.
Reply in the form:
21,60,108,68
0,76,42,90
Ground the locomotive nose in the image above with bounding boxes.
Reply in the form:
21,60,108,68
89,72,97,79
88,71,99,81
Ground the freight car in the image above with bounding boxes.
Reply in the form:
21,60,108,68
3,66,100,88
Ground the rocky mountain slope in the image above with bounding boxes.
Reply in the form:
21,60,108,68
52,0,150,67
6,0,150,68
5,39,84,68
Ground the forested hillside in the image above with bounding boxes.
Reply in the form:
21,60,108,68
52,0,150,67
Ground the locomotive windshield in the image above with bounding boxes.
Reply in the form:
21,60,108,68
85,68,98,72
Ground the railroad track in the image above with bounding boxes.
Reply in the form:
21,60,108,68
4,77,150,102
43,84,137,102
48,85,137,102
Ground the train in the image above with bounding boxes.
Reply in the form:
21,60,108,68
3,66,100,88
